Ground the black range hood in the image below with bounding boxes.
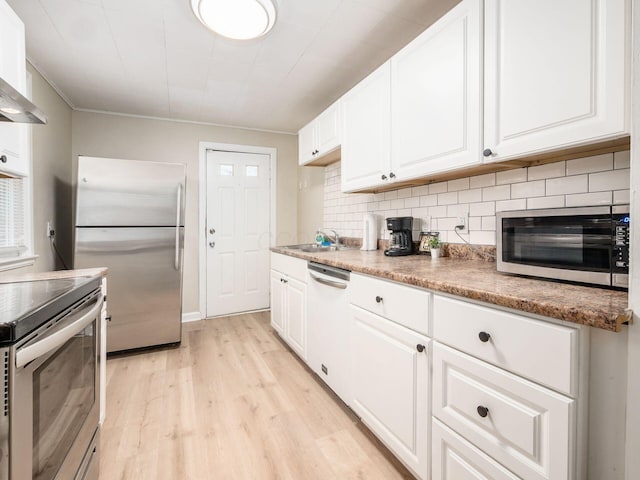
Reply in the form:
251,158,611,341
0,76,47,124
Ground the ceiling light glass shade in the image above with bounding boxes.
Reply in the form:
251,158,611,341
191,0,277,40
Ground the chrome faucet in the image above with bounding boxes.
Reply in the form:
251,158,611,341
319,229,340,246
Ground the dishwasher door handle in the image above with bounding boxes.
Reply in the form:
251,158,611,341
309,272,348,289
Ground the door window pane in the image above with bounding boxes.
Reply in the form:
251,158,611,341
246,165,258,177
220,165,234,176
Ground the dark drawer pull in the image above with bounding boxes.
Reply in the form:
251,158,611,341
477,405,489,418
0,155,6,163
478,331,491,343
375,296,383,303
416,344,426,353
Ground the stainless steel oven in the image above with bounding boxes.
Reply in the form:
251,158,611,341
0,278,103,480
497,205,630,288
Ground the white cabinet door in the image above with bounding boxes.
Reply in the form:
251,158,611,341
298,121,316,165
269,270,285,335
350,304,430,479
433,343,574,480
341,62,391,192
391,0,482,179
483,0,629,162
285,277,306,360
0,0,27,177
316,101,341,155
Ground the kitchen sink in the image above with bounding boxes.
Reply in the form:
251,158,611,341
282,243,356,253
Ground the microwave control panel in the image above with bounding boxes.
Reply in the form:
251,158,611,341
612,213,630,271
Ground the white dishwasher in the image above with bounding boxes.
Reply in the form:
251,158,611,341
306,261,351,404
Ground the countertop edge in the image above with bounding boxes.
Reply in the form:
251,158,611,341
271,248,628,332
0,267,108,283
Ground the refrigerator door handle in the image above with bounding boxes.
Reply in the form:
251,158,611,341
174,184,182,270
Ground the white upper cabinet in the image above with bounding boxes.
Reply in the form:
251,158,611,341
0,0,28,178
483,0,629,162
298,100,341,166
391,0,482,180
341,61,391,193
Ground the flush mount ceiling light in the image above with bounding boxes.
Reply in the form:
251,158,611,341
191,0,277,40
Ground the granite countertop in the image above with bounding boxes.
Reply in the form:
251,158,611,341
271,247,630,332
0,267,108,284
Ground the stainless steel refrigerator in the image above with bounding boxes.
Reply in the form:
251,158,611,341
74,156,186,353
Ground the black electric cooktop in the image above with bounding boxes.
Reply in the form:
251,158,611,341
0,276,101,344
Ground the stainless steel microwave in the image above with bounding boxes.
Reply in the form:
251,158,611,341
497,205,630,288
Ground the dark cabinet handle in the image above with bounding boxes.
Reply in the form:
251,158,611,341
105,315,112,322
482,148,493,157
416,344,425,353
0,155,6,163
381,174,387,180
478,331,491,343
375,296,383,303
477,405,489,418
389,172,396,178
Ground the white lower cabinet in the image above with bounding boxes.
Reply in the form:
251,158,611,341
432,418,521,480
270,255,307,360
433,343,574,480
350,304,430,479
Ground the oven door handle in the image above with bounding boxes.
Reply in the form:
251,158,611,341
16,293,103,368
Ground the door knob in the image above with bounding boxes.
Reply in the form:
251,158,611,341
483,148,493,157
416,344,425,353
381,174,387,180
209,228,216,234
478,331,491,343
209,241,215,248
389,172,396,179
375,296,383,303
477,405,489,418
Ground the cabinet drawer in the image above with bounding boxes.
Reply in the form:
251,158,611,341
432,418,521,480
433,295,578,396
433,343,574,480
270,252,307,282
350,273,430,335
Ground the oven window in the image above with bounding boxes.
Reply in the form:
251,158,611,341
501,214,612,272
32,322,96,480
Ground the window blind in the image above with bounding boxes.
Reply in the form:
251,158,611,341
0,177,27,259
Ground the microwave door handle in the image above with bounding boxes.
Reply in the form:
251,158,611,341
16,293,103,368
174,184,182,271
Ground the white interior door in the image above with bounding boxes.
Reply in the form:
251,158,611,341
206,150,270,317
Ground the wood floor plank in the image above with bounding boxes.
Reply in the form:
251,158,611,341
100,311,415,479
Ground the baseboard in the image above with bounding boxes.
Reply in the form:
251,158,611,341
181,311,202,323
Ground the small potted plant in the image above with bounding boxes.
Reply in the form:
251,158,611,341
428,236,442,258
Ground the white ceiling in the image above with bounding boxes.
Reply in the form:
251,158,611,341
8,0,459,133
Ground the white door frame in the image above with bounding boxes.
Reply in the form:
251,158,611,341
198,141,277,319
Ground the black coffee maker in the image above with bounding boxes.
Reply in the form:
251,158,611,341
384,216,413,256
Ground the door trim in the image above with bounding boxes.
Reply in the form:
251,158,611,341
197,142,277,320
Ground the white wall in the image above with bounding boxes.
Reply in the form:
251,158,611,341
71,111,298,314
0,63,73,280
322,151,630,243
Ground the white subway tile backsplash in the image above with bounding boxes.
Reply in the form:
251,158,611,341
614,150,631,169
495,199,526,212
589,168,630,192
404,196,420,208
448,178,470,192
481,216,496,231
566,153,613,175
458,188,482,203
528,161,566,180
470,201,496,217
438,192,458,205
496,168,527,185
546,175,588,195
429,182,448,194
527,195,565,210
511,180,545,199
566,191,612,207
614,189,630,205
482,185,511,201
420,194,438,207
470,231,496,245
470,173,496,188
323,151,629,247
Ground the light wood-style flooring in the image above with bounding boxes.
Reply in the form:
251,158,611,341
100,311,415,479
